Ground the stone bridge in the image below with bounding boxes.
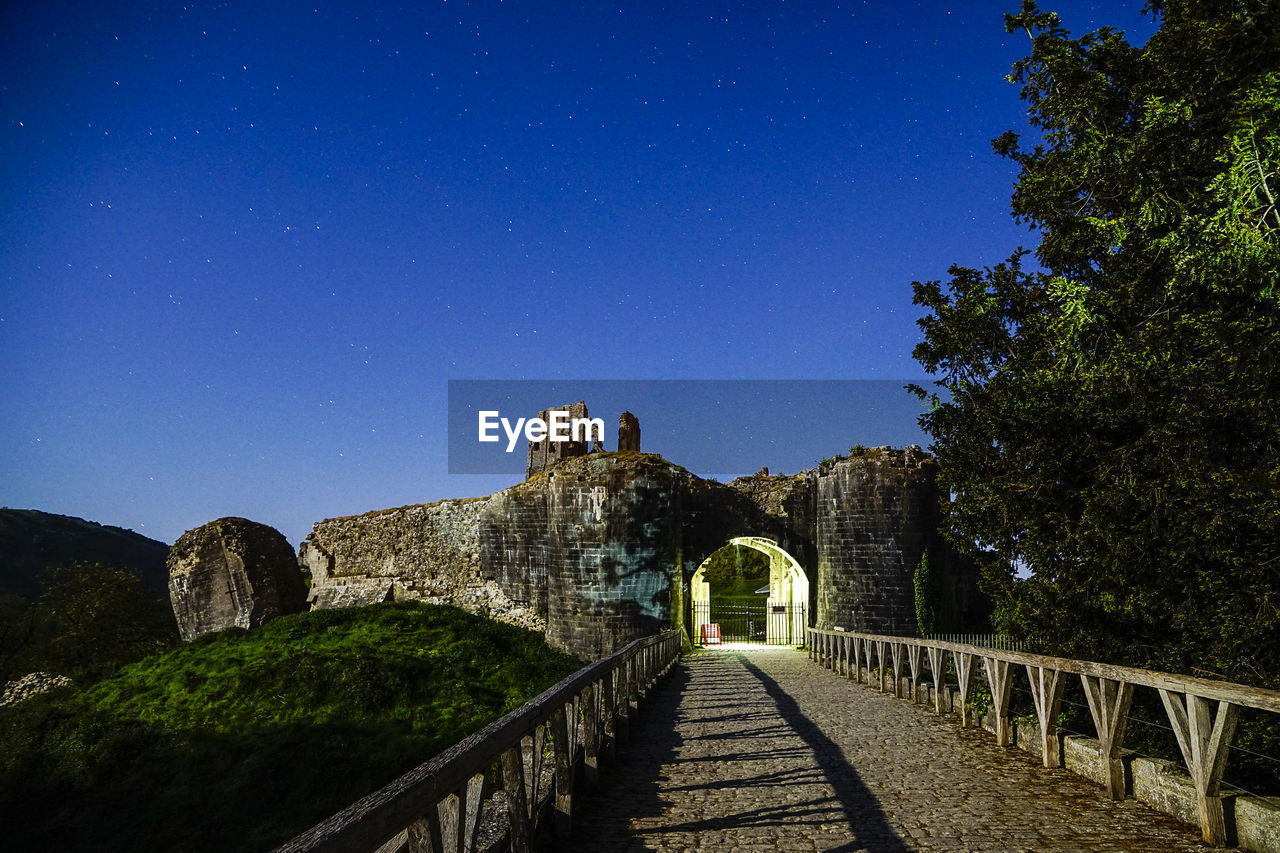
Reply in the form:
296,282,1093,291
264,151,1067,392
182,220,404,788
279,631,1280,853
563,647,1215,853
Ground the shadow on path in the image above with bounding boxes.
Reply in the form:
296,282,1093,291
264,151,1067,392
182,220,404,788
736,653,908,853
563,648,1211,853
563,650,909,853
556,659,691,847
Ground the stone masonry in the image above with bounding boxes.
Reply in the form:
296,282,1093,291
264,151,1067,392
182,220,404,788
306,453,681,658
0,672,74,709
812,445,963,634
299,497,543,633
301,447,984,660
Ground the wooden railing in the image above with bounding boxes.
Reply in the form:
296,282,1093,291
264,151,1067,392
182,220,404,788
276,629,683,853
807,627,1280,847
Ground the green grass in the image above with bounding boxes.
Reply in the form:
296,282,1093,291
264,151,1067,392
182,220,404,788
0,601,584,852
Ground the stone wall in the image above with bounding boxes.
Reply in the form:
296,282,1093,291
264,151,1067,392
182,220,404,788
300,447,986,659
302,497,544,633
684,448,980,636
303,454,685,658
540,454,680,656
479,484,551,620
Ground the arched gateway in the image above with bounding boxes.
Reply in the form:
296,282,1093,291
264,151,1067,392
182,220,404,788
689,537,809,645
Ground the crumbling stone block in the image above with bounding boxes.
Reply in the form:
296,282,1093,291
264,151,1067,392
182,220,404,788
167,517,307,640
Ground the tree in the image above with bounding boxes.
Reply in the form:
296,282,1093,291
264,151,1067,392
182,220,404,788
911,0,1280,688
37,563,178,677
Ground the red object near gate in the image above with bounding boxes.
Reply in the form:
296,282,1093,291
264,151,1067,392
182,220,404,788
700,623,722,646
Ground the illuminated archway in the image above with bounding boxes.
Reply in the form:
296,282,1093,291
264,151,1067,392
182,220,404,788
690,537,809,645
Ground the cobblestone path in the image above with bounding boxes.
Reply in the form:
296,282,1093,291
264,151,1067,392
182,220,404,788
563,647,1210,853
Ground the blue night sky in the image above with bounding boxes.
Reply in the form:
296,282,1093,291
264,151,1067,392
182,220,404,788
0,2,1156,547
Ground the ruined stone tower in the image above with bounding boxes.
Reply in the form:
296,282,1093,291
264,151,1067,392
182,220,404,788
525,401,594,478
618,411,641,452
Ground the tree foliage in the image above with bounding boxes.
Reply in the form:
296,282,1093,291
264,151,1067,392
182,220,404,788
911,0,1280,688
700,544,770,588
0,563,178,682
39,563,178,676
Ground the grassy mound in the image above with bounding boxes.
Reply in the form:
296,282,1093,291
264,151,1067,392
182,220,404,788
0,602,583,852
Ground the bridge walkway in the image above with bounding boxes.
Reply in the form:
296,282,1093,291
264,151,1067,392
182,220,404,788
561,647,1210,853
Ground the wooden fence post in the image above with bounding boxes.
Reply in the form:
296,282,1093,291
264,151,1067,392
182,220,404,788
501,744,532,853
891,642,904,698
876,641,889,692
1025,665,1066,767
406,811,438,853
953,651,974,726
926,645,947,714
1158,690,1240,847
582,681,600,788
1080,675,1133,800
907,644,923,704
416,772,484,853
551,704,573,837
628,655,641,721
615,661,630,744
521,724,547,825
601,669,618,764
982,656,1013,746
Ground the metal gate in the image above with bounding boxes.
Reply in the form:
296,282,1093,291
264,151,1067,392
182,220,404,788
692,601,806,645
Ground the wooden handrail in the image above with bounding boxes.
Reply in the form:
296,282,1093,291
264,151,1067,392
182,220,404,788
276,628,682,853
806,627,1278,848
808,628,1280,712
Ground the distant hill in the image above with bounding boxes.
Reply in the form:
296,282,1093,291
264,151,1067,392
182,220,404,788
0,509,169,600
